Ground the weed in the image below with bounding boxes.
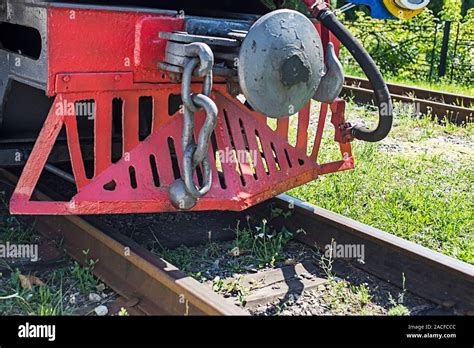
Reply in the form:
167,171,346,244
319,239,335,279
271,300,290,316
232,221,255,254
156,246,195,272
270,207,292,219
317,245,379,314
0,269,71,316
351,284,372,307
233,219,301,268
118,307,129,316
388,274,411,316
0,216,38,244
388,303,411,316
190,271,207,283
212,276,249,306
205,241,222,259
70,249,98,294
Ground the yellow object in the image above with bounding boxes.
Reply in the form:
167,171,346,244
383,0,426,19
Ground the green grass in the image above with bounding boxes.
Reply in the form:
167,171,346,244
0,216,38,244
0,269,70,316
0,195,101,315
0,208,71,315
1,177,109,316
158,245,197,272
288,102,474,264
0,259,102,316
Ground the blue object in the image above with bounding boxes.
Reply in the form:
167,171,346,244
347,0,396,19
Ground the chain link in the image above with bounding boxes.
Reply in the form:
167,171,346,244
168,43,218,209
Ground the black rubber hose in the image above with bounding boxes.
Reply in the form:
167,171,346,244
318,10,393,142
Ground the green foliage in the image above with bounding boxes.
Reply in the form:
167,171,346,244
212,275,249,306
428,1,444,17
0,216,38,244
233,219,302,268
0,269,70,316
440,0,462,21
318,252,379,314
388,303,411,316
462,0,474,16
70,249,98,294
451,8,474,86
261,0,311,14
351,284,372,306
157,245,195,271
118,307,129,316
388,274,410,316
341,5,474,86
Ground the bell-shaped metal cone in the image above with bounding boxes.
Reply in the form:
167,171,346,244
238,9,324,118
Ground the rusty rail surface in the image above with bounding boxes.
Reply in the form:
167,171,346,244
0,169,246,316
343,76,473,125
262,195,474,313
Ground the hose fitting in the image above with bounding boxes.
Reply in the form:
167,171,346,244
305,2,393,142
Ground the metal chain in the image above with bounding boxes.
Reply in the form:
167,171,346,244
169,43,218,209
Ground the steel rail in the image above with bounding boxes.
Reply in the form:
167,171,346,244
262,194,474,313
0,169,247,316
343,76,473,125
345,76,474,107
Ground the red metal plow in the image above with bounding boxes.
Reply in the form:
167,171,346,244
10,5,354,215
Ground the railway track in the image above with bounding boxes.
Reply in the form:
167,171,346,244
0,169,245,316
1,168,473,315
343,76,474,125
